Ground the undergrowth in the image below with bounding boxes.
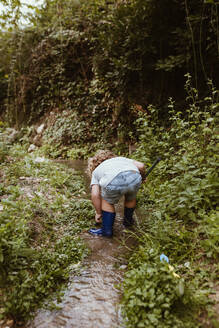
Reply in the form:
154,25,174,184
121,77,219,327
0,75,218,327
0,136,94,324
122,248,206,328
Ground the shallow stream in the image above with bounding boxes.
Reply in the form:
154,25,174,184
26,160,138,328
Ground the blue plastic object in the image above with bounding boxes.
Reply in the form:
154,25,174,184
89,228,103,235
160,253,169,263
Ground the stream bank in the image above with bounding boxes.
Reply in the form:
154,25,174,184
1,136,218,328
26,159,138,328
0,148,95,327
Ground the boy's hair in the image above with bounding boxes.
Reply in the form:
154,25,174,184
87,150,116,177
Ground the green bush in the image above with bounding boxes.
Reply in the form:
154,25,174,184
135,76,218,225
1,0,217,131
122,249,202,328
0,145,91,322
121,78,218,327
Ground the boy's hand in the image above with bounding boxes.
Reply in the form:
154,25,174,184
95,212,102,223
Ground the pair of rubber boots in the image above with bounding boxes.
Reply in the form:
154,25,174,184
89,207,135,237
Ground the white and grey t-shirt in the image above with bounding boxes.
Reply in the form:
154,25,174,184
91,157,139,188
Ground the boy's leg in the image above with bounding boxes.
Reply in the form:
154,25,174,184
124,199,136,209
89,199,116,237
102,198,115,213
123,171,141,227
123,198,136,227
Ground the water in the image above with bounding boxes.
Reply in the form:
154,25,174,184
26,160,137,328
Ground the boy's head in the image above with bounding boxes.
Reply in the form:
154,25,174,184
87,149,115,177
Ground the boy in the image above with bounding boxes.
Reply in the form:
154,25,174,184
87,150,146,237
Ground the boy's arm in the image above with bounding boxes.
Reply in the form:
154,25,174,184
91,184,102,222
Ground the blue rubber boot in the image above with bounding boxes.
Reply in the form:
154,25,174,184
89,210,116,237
123,207,135,227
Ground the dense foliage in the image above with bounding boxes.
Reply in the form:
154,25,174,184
122,249,202,328
0,0,218,137
0,133,94,323
121,77,219,327
0,1,218,327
